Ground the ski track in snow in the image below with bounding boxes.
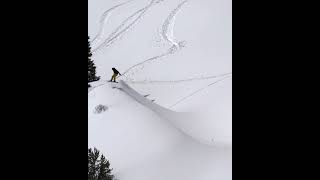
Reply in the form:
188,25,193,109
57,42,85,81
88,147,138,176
169,76,232,108
92,0,157,54
121,52,168,78
162,0,188,48
88,72,231,95
121,1,188,79
90,0,133,46
89,0,230,110
93,7,145,49
126,72,232,84
92,7,145,50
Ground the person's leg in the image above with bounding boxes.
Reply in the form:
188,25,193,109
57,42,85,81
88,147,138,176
111,74,115,81
114,74,117,82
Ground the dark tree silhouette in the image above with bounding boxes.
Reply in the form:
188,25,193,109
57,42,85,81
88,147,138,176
88,36,100,87
88,148,113,180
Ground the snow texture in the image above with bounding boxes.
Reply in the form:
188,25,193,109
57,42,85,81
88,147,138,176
89,0,232,179
119,80,228,146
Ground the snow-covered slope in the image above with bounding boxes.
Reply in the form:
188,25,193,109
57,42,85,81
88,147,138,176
88,82,231,180
89,0,231,179
118,80,231,146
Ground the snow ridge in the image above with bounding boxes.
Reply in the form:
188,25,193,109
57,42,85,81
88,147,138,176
119,80,216,146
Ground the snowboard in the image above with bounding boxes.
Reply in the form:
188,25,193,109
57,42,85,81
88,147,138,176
108,80,119,83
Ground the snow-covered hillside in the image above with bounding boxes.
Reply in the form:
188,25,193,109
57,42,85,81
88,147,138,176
89,0,231,179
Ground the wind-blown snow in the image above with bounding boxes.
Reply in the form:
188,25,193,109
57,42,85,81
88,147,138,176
118,80,231,146
89,0,231,179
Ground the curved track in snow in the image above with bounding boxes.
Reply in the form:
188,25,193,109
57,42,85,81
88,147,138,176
92,7,145,50
121,1,188,78
90,0,133,45
92,0,157,54
162,0,188,48
95,7,146,48
121,52,168,77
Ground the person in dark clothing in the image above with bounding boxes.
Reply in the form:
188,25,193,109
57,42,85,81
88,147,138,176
110,67,122,82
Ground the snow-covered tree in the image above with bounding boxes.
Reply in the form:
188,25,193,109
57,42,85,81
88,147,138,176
88,37,100,87
88,148,113,180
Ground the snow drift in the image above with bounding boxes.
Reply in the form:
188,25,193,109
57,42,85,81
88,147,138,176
118,80,231,146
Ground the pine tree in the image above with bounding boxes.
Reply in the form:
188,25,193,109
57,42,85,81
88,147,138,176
98,155,113,180
88,148,100,180
88,148,113,180
88,36,100,87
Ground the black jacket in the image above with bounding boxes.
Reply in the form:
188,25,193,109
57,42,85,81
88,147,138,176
112,68,121,75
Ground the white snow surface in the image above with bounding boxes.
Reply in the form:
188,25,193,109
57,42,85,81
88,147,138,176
89,0,231,179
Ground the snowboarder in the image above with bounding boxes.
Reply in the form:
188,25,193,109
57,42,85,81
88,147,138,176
110,67,121,82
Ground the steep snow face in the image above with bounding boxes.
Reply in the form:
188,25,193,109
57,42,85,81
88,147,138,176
88,82,185,172
89,0,231,179
88,83,231,180
119,80,231,146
